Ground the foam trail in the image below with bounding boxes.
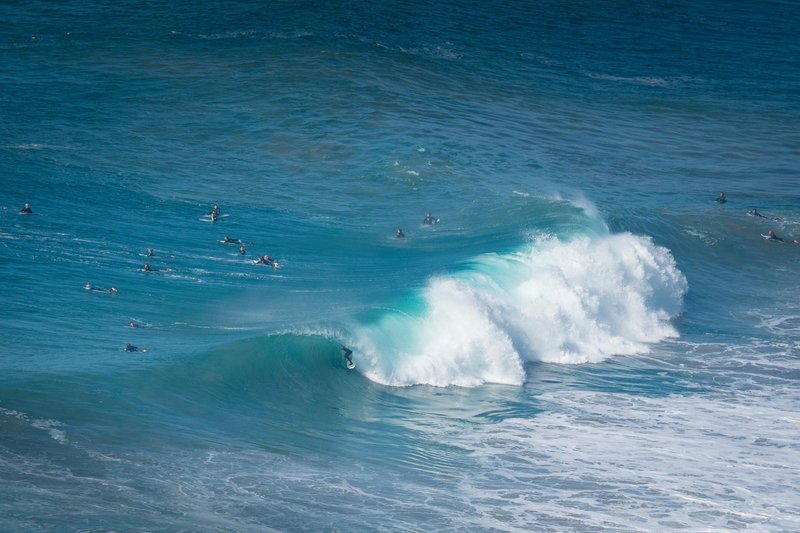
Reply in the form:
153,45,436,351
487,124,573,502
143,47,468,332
355,233,687,387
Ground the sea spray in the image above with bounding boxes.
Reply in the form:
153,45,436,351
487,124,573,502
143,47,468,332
354,233,688,387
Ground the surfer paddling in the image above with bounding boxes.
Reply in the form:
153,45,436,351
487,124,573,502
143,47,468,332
750,208,781,221
124,343,147,353
142,263,172,273
255,255,278,268
222,235,244,245
84,282,117,294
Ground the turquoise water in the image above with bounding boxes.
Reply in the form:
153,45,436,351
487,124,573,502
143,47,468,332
2,1,799,530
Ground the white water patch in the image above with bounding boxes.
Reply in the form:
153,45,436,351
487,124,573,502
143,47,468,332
355,233,687,387
585,73,696,87
0,407,67,444
448,389,800,531
681,227,719,246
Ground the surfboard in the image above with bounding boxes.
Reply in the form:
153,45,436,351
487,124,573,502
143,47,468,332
200,214,229,222
346,360,355,370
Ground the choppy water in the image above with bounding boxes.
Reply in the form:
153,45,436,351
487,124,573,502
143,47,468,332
2,0,799,530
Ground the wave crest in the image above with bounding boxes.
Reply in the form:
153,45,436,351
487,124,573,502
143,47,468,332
354,233,687,387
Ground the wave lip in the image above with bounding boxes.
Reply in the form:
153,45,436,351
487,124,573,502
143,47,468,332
356,233,688,387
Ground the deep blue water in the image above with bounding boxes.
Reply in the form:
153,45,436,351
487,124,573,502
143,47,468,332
2,1,799,530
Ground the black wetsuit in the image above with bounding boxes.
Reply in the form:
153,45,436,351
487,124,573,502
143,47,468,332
341,346,354,365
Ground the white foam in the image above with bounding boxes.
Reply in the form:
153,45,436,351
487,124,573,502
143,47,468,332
585,73,693,87
0,407,67,444
447,389,800,531
356,233,687,387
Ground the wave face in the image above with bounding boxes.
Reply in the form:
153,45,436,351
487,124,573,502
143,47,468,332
353,233,687,387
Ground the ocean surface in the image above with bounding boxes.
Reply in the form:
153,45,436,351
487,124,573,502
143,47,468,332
2,0,799,530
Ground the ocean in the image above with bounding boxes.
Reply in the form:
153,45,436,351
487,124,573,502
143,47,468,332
1,0,799,530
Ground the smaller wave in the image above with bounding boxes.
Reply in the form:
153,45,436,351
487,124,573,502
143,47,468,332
6,141,73,151
585,73,696,87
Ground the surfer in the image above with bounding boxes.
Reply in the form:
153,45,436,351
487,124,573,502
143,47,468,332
396,228,405,238
716,192,726,203
129,320,138,328
142,263,172,273
145,247,155,257
125,343,139,352
222,235,243,245
341,345,354,368
239,245,246,255
751,208,781,221
20,203,32,214
210,203,220,218
423,212,437,224
764,229,783,242
85,282,117,294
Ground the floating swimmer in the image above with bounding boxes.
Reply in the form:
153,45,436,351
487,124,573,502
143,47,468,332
396,228,405,238
423,212,439,224
239,245,246,255
716,192,726,203
129,320,138,328
341,345,355,369
20,203,33,214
